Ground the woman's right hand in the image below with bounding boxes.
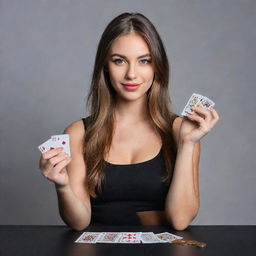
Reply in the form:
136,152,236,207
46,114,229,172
39,147,71,187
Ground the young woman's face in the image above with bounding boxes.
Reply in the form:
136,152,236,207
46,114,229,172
106,32,154,102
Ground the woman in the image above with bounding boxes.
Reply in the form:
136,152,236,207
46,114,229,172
39,12,219,231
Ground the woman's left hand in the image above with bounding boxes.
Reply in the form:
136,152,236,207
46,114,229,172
179,106,220,144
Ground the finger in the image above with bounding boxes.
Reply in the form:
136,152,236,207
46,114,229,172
188,113,205,125
42,152,68,176
51,157,71,177
188,114,211,133
42,147,64,160
208,109,220,128
43,156,71,180
210,108,220,121
192,107,212,122
47,152,69,169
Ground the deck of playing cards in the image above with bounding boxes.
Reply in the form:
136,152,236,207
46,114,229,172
181,93,215,117
38,134,70,156
75,231,182,244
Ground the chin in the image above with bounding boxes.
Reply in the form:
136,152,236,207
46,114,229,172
118,92,147,102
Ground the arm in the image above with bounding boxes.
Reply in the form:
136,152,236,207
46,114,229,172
165,107,219,230
165,117,200,230
55,120,91,231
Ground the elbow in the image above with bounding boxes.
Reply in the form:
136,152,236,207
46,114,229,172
64,217,91,231
166,214,190,231
70,221,90,231
60,210,91,231
166,210,198,231
171,221,190,231
71,225,89,232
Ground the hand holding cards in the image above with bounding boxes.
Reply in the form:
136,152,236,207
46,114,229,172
181,93,215,117
38,134,71,186
38,134,71,156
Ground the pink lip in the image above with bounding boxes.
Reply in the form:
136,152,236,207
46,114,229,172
122,83,141,91
122,83,141,87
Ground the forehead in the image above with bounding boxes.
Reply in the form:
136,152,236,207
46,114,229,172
109,32,150,56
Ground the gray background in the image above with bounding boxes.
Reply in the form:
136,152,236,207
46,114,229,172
1,0,255,225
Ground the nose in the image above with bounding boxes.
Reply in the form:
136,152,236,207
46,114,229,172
125,63,137,80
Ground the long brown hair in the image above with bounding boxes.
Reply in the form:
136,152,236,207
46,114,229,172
83,12,178,198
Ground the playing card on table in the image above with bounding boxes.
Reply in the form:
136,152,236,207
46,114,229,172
51,134,70,156
75,232,103,243
155,232,183,243
96,232,123,243
181,93,215,117
118,232,142,243
140,232,163,243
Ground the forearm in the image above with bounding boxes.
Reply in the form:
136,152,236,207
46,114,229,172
55,184,91,231
165,140,200,230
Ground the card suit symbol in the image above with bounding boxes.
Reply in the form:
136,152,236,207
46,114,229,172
42,146,45,150
62,141,66,145
50,147,54,150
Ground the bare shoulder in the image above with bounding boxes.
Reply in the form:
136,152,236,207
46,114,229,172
63,120,85,152
64,119,85,136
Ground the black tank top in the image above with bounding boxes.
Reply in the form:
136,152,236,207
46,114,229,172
81,116,177,225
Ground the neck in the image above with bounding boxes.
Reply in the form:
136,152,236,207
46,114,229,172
114,95,150,124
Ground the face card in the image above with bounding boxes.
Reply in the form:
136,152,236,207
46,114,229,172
155,232,183,243
201,96,215,109
181,93,215,117
75,232,103,243
194,94,206,108
118,232,142,243
96,232,123,243
51,134,70,156
181,93,201,116
140,232,163,243
38,138,55,153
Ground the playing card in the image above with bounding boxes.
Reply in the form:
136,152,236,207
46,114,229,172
140,232,163,243
181,93,215,117
51,134,70,156
155,232,183,243
118,232,142,243
74,231,184,244
201,96,215,109
38,138,55,153
181,93,201,117
75,232,102,243
96,232,123,243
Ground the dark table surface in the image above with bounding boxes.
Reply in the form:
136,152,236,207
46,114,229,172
0,225,255,256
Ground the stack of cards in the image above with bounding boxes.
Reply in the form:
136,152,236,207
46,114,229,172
75,231,183,244
38,134,70,156
181,93,215,117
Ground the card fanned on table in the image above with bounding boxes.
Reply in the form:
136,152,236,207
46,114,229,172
181,93,215,117
75,231,182,244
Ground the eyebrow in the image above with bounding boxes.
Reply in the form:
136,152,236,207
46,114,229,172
110,53,151,59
